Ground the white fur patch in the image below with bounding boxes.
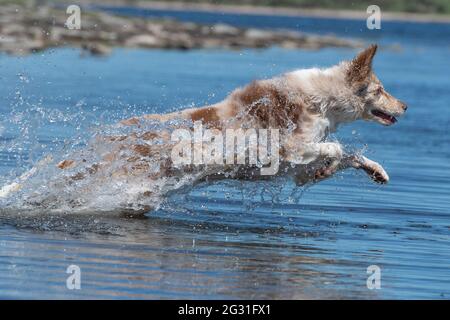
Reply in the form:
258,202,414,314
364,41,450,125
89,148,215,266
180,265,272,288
0,182,21,198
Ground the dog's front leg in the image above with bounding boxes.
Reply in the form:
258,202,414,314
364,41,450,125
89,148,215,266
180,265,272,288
341,155,389,184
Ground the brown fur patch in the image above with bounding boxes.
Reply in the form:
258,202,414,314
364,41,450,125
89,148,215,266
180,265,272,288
140,132,159,140
132,144,152,157
120,117,140,126
71,172,85,181
87,164,100,175
347,44,377,87
127,156,141,162
190,107,221,124
57,159,75,169
107,135,128,142
131,162,150,172
234,80,304,129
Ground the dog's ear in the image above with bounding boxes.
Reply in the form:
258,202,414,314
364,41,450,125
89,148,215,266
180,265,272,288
346,44,377,86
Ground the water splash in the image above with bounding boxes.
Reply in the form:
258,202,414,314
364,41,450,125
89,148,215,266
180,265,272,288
0,106,310,216
0,91,367,217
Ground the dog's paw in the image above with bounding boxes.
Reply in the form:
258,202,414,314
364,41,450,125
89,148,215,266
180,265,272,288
365,163,389,184
354,156,389,184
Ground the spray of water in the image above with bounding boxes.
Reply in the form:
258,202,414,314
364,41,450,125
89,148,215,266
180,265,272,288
0,86,366,217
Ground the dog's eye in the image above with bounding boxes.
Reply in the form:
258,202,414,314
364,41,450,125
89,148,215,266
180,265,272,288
375,87,383,95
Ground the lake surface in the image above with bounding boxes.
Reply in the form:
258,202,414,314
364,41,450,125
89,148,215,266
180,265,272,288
0,9,449,299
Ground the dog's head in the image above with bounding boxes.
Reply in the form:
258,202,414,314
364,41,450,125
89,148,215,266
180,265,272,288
346,44,407,126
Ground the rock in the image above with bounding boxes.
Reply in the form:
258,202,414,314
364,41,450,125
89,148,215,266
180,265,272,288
1,37,45,55
96,13,131,30
96,31,118,42
49,26,65,42
179,22,198,32
125,34,161,48
202,38,222,48
211,23,240,36
146,22,165,35
27,26,45,40
164,32,194,49
81,43,112,56
0,3,363,56
280,40,299,49
244,28,274,40
2,24,26,35
21,38,46,52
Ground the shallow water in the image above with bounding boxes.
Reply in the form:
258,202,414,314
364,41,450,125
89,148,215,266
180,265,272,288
0,12,449,299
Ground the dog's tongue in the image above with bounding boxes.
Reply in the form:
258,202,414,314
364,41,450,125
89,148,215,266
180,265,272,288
372,110,397,123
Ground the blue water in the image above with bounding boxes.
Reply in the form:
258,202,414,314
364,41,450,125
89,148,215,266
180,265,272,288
0,9,449,299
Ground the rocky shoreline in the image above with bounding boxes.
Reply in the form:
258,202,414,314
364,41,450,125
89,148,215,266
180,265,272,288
0,4,363,56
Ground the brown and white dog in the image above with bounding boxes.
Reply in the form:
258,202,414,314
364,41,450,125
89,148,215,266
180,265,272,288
118,44,406,184
0,44,407,200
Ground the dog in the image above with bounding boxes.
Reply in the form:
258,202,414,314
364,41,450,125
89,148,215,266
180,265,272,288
0,44,407,204
118,44,406,184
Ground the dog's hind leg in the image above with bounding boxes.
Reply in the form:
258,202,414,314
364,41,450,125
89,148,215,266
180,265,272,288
287,142,344,185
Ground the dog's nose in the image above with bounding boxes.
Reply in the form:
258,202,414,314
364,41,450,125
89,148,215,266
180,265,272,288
401,103,408,111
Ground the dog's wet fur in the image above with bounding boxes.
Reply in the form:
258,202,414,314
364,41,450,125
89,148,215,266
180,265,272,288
119,44,406,184
1,45,407,206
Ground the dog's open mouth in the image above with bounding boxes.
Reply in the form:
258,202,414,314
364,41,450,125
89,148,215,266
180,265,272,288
371,109,397,125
